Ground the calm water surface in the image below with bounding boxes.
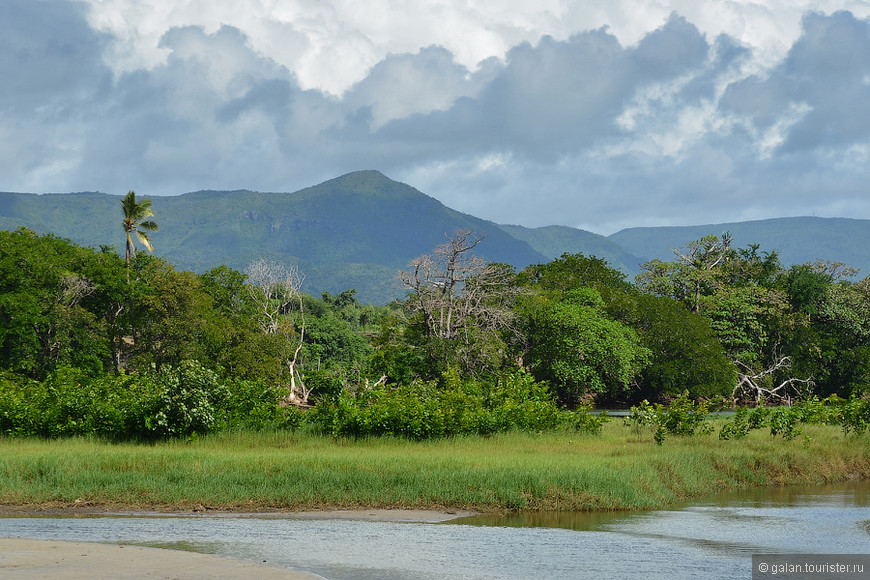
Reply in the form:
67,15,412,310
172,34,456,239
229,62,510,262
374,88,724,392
1,481,868,579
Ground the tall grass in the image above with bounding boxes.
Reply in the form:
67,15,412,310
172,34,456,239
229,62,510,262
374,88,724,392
0,422,868,513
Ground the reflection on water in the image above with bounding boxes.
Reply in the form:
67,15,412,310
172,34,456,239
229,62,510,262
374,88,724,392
1,481,868,580
454,479,870,531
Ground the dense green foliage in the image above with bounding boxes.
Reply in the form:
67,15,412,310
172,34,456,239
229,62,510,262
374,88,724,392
310,369,563,439
0,362,302,440
2,223,870,442
520,289,649,403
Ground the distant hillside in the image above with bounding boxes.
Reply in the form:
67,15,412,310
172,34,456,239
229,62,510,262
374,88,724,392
609,217,870,277
497,224,644,276
0,171,547,303
4,173,869,302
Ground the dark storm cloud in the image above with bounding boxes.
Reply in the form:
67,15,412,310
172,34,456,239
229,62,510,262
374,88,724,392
0,0,111,111
721,11,870,152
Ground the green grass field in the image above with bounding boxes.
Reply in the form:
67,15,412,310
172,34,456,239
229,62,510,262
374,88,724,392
1,421,868,513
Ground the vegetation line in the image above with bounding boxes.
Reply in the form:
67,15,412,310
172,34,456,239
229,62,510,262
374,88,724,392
1,424,867,514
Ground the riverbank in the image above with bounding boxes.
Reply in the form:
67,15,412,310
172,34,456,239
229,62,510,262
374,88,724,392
0,538,323,579
1,423,868,513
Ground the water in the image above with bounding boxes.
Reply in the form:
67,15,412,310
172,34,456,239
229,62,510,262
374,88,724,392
1,481,868,579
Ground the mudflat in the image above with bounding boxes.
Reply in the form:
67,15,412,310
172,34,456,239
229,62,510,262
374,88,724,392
0,538,323,580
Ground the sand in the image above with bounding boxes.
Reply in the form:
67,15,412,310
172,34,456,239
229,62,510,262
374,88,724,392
0,509,477,579
0,537,323,579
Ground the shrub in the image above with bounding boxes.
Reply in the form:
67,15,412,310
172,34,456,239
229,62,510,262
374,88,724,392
141,361,229,438
747,403,770,430
657,391,712,437
0,368,150,439
768,406,802,441
837,395,870,436
568,404,609,435
719,407,750,440
625,391,712,444
309,369,562,439
789,396,835,424
216,379,304,431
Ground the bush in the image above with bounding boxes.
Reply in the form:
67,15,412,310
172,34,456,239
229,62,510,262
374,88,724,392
658,392,712,437
837,395,870,436
215,379,304,431
568,404,609,435
309,369,563,439
141,361,229,438
747,404,770,430
767,406,802,440
0,361,276,440
789,396,838,425
625,391,712,444
719,407,750,440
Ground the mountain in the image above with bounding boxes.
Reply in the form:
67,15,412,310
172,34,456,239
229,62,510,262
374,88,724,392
3,172,869,303
0,171,547,303
497,224,643,276
609,217,870,277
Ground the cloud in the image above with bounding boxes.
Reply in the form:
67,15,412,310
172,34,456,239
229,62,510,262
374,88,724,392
342,46,488,129
722,11,870,154
3,2,870,236
0,0,112,189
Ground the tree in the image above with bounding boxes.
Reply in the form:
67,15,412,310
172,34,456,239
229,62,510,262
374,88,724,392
519,288,650,405
245,258,310,406
795,273,870,396
398,230,521,376
636,233,732,314
636,235,813,402
121,190,158,281
129,259,217,369
520,252,633,295
625,294,735,401
195,266,285,382
0,229,123,378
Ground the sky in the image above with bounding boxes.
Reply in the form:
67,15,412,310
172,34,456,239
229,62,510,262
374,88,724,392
3,1,870,235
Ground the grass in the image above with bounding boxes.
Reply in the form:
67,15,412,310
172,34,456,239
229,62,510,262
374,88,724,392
0,421,868,513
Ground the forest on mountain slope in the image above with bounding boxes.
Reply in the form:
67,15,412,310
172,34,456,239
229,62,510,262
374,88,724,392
3,170,868,304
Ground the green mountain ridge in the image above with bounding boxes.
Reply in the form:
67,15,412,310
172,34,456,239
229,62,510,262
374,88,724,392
0,171,547,303
609,217,870,277
496,224,643,275
2,171,868,302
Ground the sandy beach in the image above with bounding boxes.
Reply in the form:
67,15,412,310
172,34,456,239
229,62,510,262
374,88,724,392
0,509,476,579
0,537,323,579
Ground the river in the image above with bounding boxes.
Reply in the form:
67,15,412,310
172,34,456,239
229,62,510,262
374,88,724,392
1,481,868,579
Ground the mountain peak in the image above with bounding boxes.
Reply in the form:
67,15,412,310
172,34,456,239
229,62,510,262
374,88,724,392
324,170,391,189
302,170,433,204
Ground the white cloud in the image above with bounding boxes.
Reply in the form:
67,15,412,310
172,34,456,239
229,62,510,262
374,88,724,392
5,1,870,235
80,0,870,95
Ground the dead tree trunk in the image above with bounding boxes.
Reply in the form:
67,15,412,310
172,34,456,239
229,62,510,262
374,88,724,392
245,258,310,407
732,348,814,404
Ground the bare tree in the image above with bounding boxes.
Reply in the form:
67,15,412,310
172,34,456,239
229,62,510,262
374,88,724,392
399,230,521,374
400,230,486,339
245,259,310,406
732,345,815,404
809,260,859,281
45,273,98,362
672,233,732,313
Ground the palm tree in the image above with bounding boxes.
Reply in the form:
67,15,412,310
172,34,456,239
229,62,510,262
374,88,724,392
121,190,158,280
